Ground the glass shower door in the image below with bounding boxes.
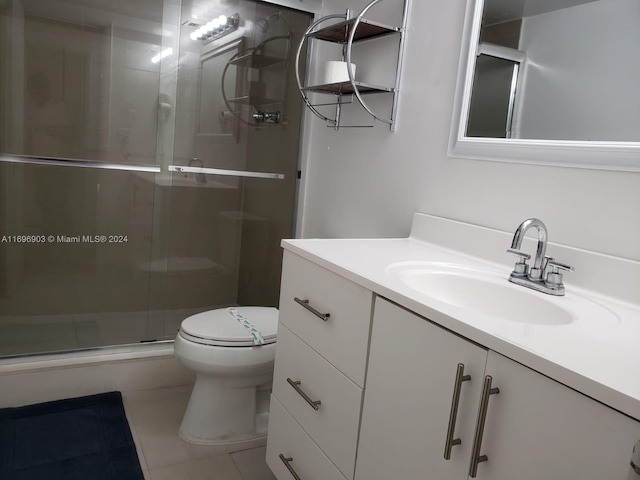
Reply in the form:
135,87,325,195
158,0,311,337
0,0,312,356
0,0,179,356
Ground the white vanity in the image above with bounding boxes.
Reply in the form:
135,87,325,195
265,213,640,480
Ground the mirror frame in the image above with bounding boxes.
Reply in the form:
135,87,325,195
448,0,640,172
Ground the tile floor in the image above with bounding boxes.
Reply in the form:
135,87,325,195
122,385,276,480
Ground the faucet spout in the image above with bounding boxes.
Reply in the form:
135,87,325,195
510,218,547,272
507,218,573,295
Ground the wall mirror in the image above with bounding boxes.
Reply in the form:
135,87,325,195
449,0,640,171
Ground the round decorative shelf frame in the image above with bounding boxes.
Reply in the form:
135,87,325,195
295,0,406,130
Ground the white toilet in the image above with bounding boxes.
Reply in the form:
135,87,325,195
174,306,278,445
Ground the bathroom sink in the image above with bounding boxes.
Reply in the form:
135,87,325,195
387,262,619,327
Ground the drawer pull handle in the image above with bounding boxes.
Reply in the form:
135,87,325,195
294,297,330,321
469,375,499,478
279,454,302,480
444,363,471,460
287,377,322,410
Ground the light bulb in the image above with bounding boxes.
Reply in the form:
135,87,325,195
190,31,199,41
206,21,215,32
218,15,227,26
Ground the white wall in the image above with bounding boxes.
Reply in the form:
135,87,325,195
298,0,640,261
516,0,640,141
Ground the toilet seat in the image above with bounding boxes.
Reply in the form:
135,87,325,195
179,306,278,347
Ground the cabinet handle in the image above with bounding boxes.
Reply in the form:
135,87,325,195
444,363,471,460
469,375,499,478
287,377,322,410
279,454,302,480
294,297,330,321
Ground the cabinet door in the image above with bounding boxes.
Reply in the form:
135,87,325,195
474,351,640,480
355,297,488,480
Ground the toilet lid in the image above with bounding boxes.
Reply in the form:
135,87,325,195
179,306,278,347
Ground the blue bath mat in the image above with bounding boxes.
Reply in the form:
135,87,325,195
0,391,144,480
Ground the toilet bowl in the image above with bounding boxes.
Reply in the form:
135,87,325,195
174,306,278,445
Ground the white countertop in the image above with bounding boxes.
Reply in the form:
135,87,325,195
281,215,640,421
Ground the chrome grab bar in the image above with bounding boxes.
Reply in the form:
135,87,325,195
286,378,321,411
169,164,284,180
279,454,302,480
293,297,330,321
0,154,160,173
444,363,471,460
469,375,500,478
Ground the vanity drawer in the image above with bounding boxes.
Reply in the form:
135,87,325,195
272,324,363,479
266,396,348,480
279,251,372,386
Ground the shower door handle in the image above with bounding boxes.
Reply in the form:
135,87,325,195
169,165,284,180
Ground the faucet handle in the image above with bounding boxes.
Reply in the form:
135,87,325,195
547,259,574,273
545,260,574,289
506,249,530,276
506,248,531,261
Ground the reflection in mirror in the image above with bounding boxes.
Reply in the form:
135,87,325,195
472,0,640,142
198,39,243,138
467,43,523,138
449,0,640,171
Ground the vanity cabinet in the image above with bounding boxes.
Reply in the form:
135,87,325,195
355,297,640,480
266,251,373,480
354,296,488,480
478,350,639,480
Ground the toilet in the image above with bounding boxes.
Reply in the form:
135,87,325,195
174,306,278,445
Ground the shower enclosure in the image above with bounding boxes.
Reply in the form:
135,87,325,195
0,0,313,357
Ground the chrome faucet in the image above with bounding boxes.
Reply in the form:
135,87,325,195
507,218,574,296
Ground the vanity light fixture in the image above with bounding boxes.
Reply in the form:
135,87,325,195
190,13,239,45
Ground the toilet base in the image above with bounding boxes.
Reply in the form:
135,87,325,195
179,374,270,445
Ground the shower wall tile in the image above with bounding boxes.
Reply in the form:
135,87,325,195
74,312,150,346
112,27,163,74
108,66,160,162
0,318,80,355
